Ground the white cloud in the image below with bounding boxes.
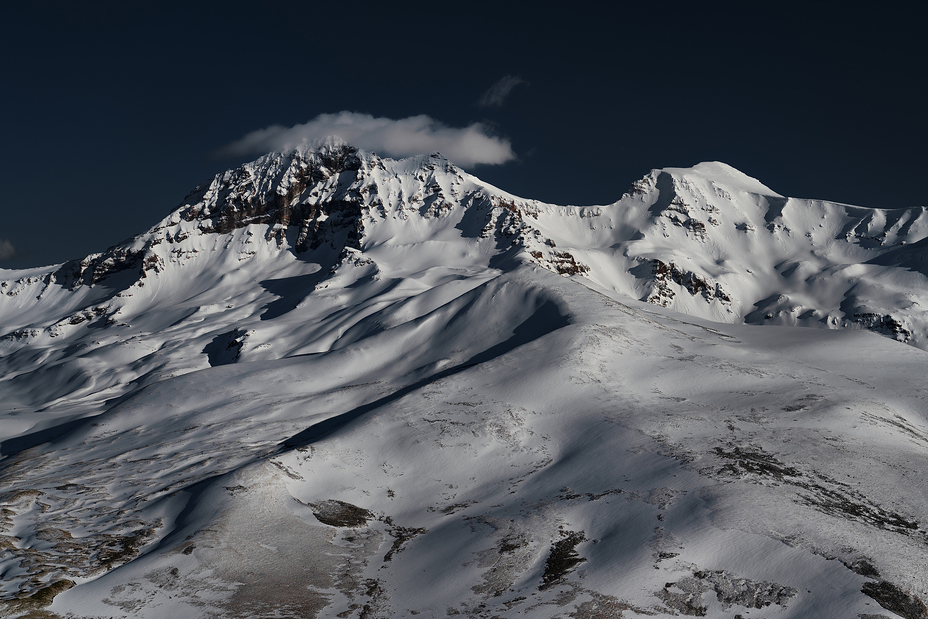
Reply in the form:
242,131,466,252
216,112,515,167
477,75,526,108
0,239,15,261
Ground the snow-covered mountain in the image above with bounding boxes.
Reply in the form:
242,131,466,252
2,139,927,618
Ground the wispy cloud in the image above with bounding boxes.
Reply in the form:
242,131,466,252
0,239,15,262
477,75,526,108
216,112,515,167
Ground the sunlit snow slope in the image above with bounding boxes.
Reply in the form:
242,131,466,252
1,140,927,619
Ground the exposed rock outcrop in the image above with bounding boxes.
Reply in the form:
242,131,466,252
644,259,732,307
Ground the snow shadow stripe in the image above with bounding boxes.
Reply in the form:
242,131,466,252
279,299,569,451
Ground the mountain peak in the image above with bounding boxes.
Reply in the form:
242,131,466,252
661,161,783,197
289,134,357,156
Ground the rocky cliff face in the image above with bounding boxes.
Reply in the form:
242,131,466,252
178,142,364,250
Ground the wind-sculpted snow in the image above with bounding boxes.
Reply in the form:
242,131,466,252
1,142,928,618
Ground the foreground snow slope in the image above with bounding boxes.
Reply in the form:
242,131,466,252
1,140,927,618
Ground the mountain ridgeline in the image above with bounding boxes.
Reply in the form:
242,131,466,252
3,139,927,353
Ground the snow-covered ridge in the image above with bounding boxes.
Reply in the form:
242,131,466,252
3,140,927,350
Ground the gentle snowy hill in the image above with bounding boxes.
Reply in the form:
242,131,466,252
1,140,927,618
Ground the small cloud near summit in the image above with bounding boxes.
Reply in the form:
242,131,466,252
477,75,527,108
0,239,15,262
215,112,515,168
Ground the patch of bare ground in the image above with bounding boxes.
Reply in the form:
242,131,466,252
464,516,538,601
309,499,373,527
0,580,73,618
539,530,587,591
861,581,928,619
655,570,797,616
569,591,652,619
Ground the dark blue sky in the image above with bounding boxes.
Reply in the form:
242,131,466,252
2,2,926,269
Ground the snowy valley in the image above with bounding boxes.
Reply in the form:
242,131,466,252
1,139,928,618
